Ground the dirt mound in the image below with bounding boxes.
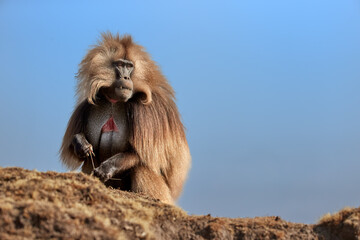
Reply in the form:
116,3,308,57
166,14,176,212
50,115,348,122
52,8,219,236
0,167,359,239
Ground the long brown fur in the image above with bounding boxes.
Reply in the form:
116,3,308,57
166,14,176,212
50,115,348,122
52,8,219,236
60,33,191,201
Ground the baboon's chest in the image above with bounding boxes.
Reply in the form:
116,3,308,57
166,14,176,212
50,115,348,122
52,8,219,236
85,100,129,161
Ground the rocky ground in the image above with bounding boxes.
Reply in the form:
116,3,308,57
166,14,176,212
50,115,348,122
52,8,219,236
0,167,359,239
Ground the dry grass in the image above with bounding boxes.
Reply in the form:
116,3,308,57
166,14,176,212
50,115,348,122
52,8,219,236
0,167,359,240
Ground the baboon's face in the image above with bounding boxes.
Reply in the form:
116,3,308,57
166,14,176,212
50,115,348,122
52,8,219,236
101,58,134,103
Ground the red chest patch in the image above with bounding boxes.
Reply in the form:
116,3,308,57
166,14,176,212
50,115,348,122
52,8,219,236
101,116,119,132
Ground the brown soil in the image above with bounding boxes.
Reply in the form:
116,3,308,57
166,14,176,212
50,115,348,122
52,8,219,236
0,167,359,240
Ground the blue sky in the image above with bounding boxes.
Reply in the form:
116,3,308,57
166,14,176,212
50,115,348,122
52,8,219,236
0,0,359,223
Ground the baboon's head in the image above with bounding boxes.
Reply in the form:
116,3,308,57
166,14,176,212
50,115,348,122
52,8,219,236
77,33,152,105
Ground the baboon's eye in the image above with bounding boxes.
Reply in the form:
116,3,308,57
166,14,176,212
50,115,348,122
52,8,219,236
114,61,125,67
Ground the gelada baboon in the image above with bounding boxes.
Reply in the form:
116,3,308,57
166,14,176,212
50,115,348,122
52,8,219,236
60,33,191,204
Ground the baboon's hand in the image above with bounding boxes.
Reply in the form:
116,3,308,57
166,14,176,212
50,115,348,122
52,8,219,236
72,133,95,160
93,161,117,182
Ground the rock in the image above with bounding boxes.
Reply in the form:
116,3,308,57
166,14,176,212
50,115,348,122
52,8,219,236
0,167,359,239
